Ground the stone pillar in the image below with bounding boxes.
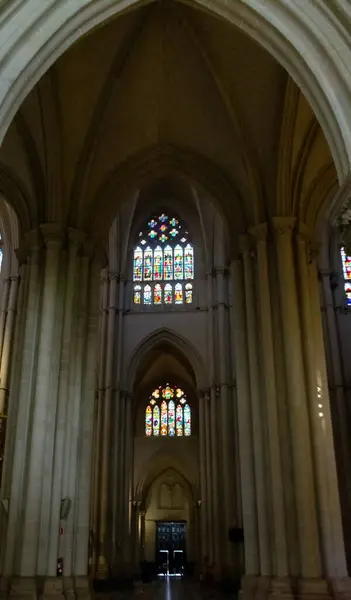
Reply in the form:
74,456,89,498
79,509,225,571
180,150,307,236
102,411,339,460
90,270,108,575
198,391,208,566
230,257,259,578
250,224,289,580
0,275,19,485
0,226,101,600
305,238,348,580
273,217,321,580
96,271,117,578
203,389,214,566
216,267,233,572
20,225,63,577
240,236,271,578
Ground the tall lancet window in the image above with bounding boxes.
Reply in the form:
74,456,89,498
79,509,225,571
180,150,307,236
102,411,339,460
341,247,351,306
133,213,194,305
145,383,191,437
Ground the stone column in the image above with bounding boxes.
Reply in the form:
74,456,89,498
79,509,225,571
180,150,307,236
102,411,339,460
74,257,101,580
216,267,233,571
250,224,288,580
96,272,117,578
203,390,214,566
20,225,63,577
240,236,270,578
273,217,321,579
230,257,259,578
90,270,108,575
306,239,348,581
198,391,208,565
0,275,19,486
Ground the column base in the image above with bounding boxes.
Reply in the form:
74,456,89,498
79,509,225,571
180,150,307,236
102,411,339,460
297,578,331,600
239,575,258,600
8,578,37,600
42,578,65,600
269,577,295,600
329,577,351,600
74,577,92,600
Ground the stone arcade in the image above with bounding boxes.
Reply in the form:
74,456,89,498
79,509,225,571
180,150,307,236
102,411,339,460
0,1,351,599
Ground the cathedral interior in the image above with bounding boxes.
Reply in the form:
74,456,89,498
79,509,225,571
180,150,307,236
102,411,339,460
0,1,351,599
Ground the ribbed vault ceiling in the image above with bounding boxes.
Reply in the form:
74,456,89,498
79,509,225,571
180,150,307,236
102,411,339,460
0,0,337,243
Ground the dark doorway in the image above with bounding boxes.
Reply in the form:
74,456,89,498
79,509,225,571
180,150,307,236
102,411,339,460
156,521,186,576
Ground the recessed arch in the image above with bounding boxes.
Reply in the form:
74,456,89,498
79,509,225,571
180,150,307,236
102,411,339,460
0,1,349,202
81,143,245,241
126,327,207,393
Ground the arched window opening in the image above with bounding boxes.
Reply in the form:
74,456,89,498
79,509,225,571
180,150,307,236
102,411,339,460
133,213,194,305
340,247,351,306
145,383,191,437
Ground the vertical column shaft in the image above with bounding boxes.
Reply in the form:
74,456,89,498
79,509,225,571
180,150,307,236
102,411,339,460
230,258,259,576
273,217,321,578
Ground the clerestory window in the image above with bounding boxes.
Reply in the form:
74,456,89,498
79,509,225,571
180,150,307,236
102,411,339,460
133,213,194,306
145,383,191,437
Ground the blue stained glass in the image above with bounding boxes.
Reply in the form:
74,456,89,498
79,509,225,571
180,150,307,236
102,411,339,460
133,247,142,281
170,218,178,227
144,284,152,305
148,230,157,239
143,247,153,280
169,228,178,237
168,400,175,436
148,219,157,228
184,244,194,279
164,246,173,280
174,245,183,280
184,404,191,436
153,405,160,435
159,214,168,223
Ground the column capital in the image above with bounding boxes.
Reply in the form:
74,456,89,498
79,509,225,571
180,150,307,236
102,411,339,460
40,223,64,247
249,222,268,242
238,234,252,254
68,227,86,248
272,216,296,237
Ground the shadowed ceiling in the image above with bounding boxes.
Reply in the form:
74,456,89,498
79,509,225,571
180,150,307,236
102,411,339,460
0,0,337,243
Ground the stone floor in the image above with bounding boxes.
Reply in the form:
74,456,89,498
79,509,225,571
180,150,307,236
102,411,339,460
96,578,233,599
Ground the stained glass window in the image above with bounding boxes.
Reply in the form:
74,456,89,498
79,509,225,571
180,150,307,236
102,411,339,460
185,283,193,304
154,246,163,280
341,247,351,306
154,283,162,305
164,283,172,304
144,284,152,305
144,247,153,280
174,283,183,305
145,383,191,437
184,244,194,280
134,285,141,304
133,213,194,305
133,247,143,281
174,245,183,280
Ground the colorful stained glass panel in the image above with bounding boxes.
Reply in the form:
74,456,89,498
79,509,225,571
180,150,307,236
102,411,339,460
161,400,168,436
145,405,152,436
153,246,163,280
144,247,153,280
174,245,183,280
133,247,142,281
153,405,160,435
154,283,162,305
162,385,174,399
184,404,191,436
185,283,193,304
134,285,141,304
184,244,194,279
164,283,172,304
144,284,152,305
175,283,183,304
341,248,351,306
164,246,173,280
176,404,183,436
168,400,175,436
